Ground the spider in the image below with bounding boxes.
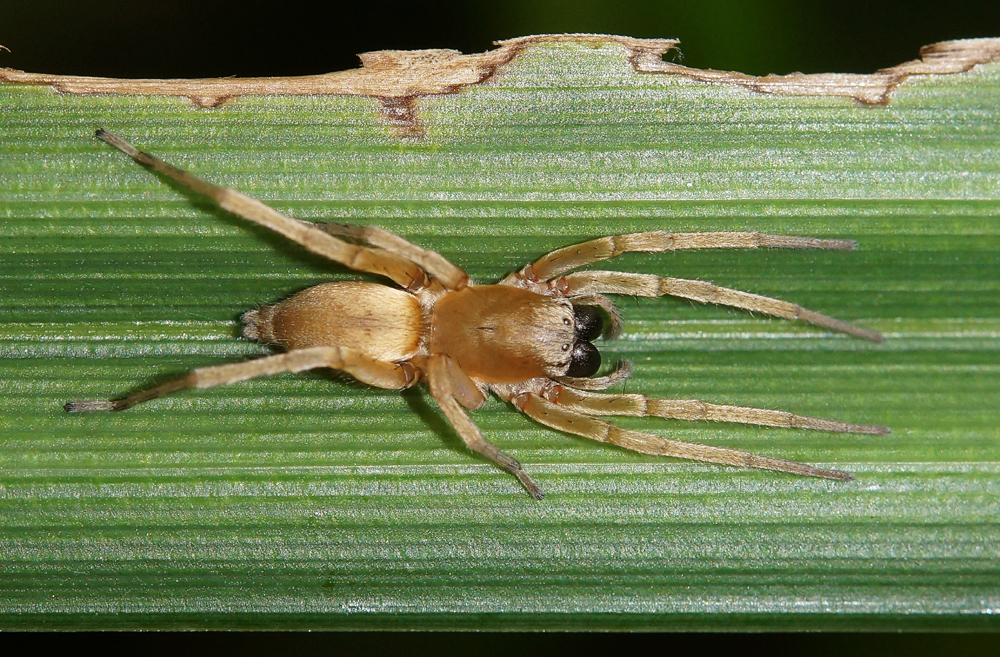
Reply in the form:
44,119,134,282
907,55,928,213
67,129,889,499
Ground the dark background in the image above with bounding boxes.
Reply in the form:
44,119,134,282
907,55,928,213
3,630,1000,655
3,0,1000,78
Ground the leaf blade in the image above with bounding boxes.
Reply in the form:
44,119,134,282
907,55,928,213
1,38,999,629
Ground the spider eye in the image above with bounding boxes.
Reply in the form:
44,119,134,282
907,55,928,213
573,305,604,342
566,341,601,378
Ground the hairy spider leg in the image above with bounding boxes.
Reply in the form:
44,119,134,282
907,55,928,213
562,270,883,342
316,223,468,290
94,129,454,291
508,230,860,283
542,383,890,435
510,391,856,482
65,347,416,412
427,355,544,499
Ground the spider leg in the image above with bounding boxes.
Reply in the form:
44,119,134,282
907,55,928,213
94,130,437,291
316,223,468,290
504,231,859,283
510,391,856,482
561,270,882,342
65,347,417,412
541,383,889,435
427,355,544,499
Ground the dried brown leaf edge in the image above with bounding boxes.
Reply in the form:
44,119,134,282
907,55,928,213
2,33,999,138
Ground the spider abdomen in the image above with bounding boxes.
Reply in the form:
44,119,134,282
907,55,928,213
243,281,422,362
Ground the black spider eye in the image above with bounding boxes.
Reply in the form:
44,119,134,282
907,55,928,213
573,305,604,342
566,341,601,378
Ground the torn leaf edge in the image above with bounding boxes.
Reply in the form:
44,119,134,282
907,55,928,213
2,33,998,137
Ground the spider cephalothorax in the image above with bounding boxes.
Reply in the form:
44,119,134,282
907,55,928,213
67,130,889,499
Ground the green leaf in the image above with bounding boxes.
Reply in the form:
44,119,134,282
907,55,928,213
1,36,998,630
